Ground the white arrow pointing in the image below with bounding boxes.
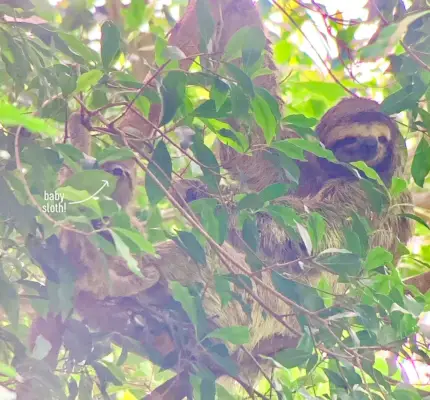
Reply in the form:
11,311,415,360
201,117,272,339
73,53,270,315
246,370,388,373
68,180,110,205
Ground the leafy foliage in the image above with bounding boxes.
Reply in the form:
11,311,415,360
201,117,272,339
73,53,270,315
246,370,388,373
0,0,429,399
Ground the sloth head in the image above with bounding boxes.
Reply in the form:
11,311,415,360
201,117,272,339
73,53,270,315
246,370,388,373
316,97,403,185
101,159,136,208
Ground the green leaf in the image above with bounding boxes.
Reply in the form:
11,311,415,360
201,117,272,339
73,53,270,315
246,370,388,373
360,179,389,214
323,369,347,389
216,128,246,151
224,26,265,65
40,97,69,123
64,319,92,363
365,247,393,271
377,325,398,345
242,27,266,67
207,346,239,377
56,189,100,217
68,378,78,400
393,386,422,400
59,33,100,64
92,361,122,387
251,93,277,144
359,25,398,59
97,147,134,164
381,78,428,114
260,184,290,203
242,217,259,252
31,335,52,360
207,326,250,345
170,281,199,327
316,252,362,277
0,270,19,327
191,134,220,190
294,81,348,102
271,140,306,161
210,78,229,111
237,193,264,210
351,161,384,187
296,223,312,255
0,362,16,378
109,230,142,277
361,10,430,60
59,169,116,196
307,212,326,251
399,213,430,231
163,45,187,60
272,271,324,311
78,374,93,400
194,99,230,118
145,141,172,205
230,84,250,117
112,227,155,254
275,349,311,369
196,0,215,52
200,379,216,400
343,227,362,256
101,21,121,69
160,71,187,125
284,114,317,128
224,63,255,97
391,177,408,198
411,135,430,187
255,87,281,121
76,70,104,92
176,230,207,265
285,138,337,161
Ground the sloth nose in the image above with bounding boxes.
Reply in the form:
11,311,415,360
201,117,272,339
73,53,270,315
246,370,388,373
360,137,378,154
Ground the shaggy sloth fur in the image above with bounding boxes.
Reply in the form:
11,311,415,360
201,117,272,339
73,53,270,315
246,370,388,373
55,0,413,389
57,98,413,388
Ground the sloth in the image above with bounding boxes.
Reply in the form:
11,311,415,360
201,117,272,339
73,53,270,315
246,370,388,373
180,97,413,265
53,0,414,393
58,113,160,300
55,97,413,394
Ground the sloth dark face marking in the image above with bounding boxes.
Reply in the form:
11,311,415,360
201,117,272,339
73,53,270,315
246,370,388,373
325,122,392,168
331,136,379,163
100,159,136,208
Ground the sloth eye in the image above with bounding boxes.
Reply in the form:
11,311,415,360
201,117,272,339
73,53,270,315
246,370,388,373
378,136,388,144
339,137,357,146
112,167,124,177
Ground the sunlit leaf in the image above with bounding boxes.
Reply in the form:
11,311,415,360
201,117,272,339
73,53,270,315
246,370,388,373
76,69,103,92
224,63,255,97
275,349,311,369
207,326,250,345
160,71,187,125
365,247,393,270
196,0,215,52
110,230,141,277
101,21,121,69
411,135,430,187
176,230,207,266
145,141,172,205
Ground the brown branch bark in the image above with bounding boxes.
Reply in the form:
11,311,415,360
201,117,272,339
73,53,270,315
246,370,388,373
405,271,430,294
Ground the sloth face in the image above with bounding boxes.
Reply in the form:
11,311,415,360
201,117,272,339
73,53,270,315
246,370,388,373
324,122,392,168
101,159,136,208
